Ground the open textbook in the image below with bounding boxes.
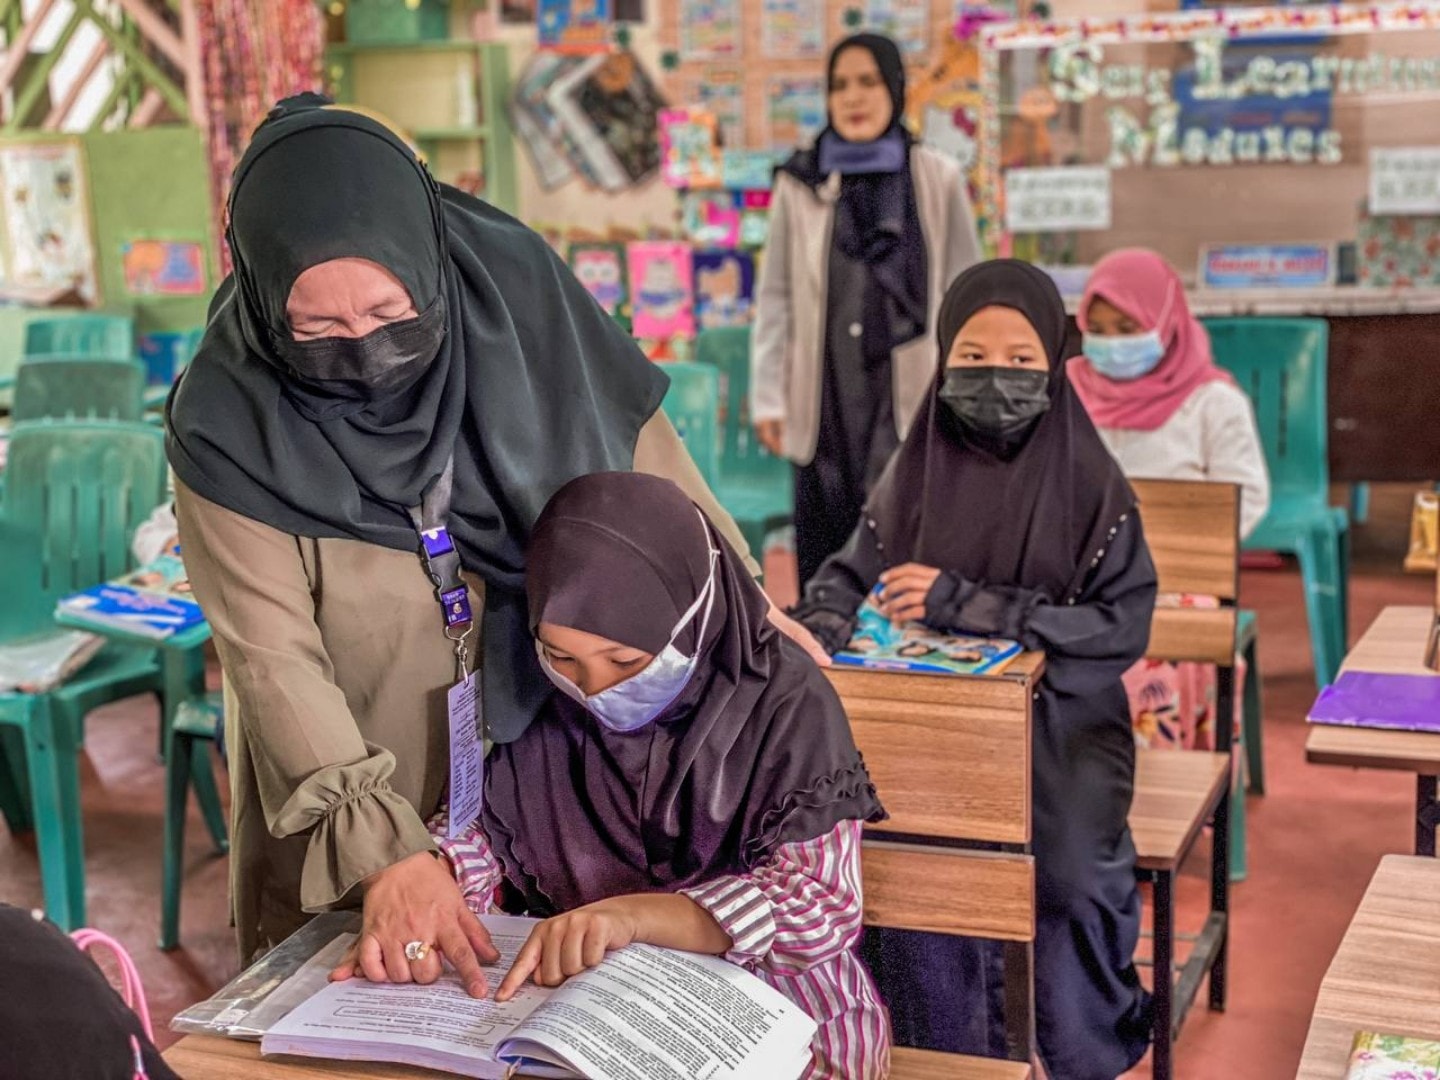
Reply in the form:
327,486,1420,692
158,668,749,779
258,914,816,1080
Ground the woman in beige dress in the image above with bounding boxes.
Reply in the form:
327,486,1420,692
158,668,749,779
166,96,819,990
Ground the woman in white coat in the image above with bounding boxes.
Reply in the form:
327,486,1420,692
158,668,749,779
751,33,981,586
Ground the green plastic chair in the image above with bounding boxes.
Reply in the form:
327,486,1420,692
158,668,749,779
1204,317,1349,688
659,361,721,488
0,421,170,928
695,328,794,559
23,313,135,361
13,358,146,423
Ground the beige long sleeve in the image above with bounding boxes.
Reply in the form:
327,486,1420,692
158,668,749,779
175,480,438,916
633,409,762,578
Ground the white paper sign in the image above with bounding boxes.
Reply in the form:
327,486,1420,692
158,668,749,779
1370,147,1440,215
1004,166,1113,233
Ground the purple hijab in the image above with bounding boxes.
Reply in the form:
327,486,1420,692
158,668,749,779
481,472,884,915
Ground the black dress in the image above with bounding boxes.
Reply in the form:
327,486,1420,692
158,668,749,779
796,510,1156,1080
793,243,899,588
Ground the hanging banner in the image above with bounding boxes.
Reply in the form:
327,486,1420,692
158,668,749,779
1199,243,1336,289
1004,166,1112,232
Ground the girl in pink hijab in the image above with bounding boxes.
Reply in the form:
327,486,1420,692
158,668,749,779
1071,248,1268,751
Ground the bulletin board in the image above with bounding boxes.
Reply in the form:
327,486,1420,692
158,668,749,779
977,1,1440,296
656,0,1007,154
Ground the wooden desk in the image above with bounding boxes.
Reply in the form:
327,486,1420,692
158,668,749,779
164,1035,554,1078
1296,855,1440,1079
1306,607,1440,856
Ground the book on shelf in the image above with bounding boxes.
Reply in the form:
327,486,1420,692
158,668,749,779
56,553,205,640
832,590,1021,676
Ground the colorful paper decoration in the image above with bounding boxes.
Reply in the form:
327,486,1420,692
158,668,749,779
695,249,756,329
682,191,743,247
660,108,724,189
721,150,777,191
628,241,696,339
122,240,207,296
538,0,613,53
569,242,629,314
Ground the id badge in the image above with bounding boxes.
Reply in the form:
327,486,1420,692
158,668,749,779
446,671,483,838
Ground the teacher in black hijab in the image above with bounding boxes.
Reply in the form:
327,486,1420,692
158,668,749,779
166,96,821,987
751,32,981,588
795,261,1158,1078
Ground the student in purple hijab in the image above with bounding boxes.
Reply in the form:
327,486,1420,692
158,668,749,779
402,472,890,1078
795,261,1157,1079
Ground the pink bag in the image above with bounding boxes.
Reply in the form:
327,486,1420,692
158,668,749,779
70,928,156,1080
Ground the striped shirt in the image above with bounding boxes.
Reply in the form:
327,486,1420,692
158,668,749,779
432,816,889,1079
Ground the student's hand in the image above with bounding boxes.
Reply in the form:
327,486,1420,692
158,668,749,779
495,898,640,1002
878,564,943,624
755,419,784,457
767,599,831,667
329,850,500,999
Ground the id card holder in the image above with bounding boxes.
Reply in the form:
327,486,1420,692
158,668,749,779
446,670,483,838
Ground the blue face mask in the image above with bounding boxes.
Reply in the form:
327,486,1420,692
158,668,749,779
1083,330,1166,381
536,516,719,734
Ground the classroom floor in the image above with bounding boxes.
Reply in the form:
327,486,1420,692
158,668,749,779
0,484,1432,1079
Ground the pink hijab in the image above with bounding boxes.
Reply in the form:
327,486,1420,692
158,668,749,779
1069,248,1233,431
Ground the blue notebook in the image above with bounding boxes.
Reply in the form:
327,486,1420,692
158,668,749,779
57,555,205,640
833,595,1021,676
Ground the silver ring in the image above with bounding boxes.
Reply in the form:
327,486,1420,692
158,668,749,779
404,940,431,962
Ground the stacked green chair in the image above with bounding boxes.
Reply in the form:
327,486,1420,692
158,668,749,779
0,421,168,928
13,358,146,423
1204,317,1348,688
659,361,721,488
23,313,135,361
695,328,793,559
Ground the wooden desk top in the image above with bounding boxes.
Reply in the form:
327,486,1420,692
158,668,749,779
164,1035,556,1079
1296,855,1440,1079
1306,607,1440,774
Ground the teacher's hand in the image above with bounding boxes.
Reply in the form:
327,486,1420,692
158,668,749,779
328,850,500,998
767,599,831,667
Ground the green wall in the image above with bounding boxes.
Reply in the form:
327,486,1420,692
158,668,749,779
0,125,217,381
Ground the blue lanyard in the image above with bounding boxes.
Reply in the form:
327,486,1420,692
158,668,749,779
408,456,474,678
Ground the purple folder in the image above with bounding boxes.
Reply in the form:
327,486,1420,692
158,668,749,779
1309,672,1440,734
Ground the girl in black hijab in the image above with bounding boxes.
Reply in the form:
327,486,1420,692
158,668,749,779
417,472,889,1078
795,260,1157,1079
752,33,981,587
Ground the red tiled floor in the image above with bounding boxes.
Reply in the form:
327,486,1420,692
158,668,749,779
1,484,1434,1078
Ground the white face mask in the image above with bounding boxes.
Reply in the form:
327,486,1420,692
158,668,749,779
536,515,720,733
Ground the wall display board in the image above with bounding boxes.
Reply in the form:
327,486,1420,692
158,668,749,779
976,2,1440,283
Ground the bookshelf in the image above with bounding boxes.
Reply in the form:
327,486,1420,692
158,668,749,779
323,38,518,216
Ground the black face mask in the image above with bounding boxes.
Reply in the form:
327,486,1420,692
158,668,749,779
271,295,448,404
938,365,1051,437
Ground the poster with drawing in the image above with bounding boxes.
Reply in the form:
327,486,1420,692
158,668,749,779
537,0,612,53
863,0,930,56
766,76,827,154
0,141,99,304
760,0,825,59
628,241,695,339
680,67,746,149
679,0,743,60
694,250,755,328
569,242,629,315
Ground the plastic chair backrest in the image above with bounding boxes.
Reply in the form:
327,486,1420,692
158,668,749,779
13,357,146,422
1203,317,1330,502
0,421,166,641
23,313,135,361
695,327,789,484
659,362,720,487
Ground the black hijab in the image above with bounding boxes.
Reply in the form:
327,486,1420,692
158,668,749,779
166,97,668,742
866,260,1136,604
780,33,928,353
482,473,884,915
